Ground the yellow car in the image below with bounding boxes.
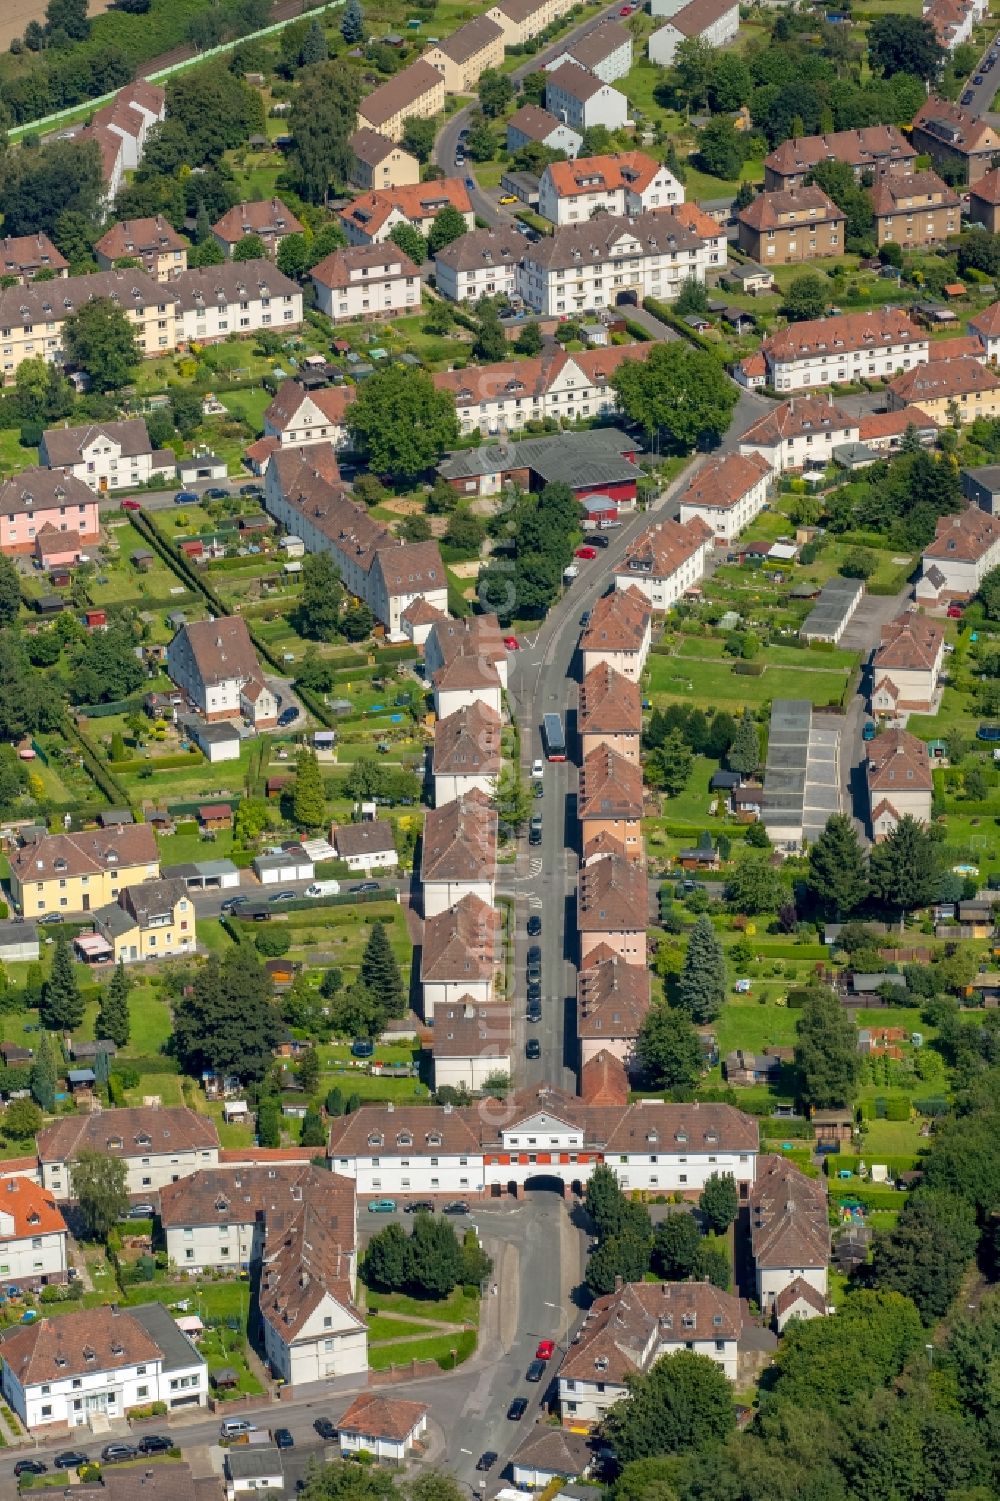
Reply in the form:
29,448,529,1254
498,194,518,205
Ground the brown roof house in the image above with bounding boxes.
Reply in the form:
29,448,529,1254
510,1425,595,1489
432,701,503,805
37,1105,219,1199
886,356,1000,424
578,743,644,857
422,13,505,92
916,504,1000,604
578,663,642,763
579,586,652,682
556,1281,743,1427
764,124,916,191
431,1000,512,1092
95,214,188,280
969,165,1000,233
866,728,933,841
10,821,160,922
579,1047,630,1106
0,232,68,283
348,127,421,192
420,790,497,917
871,612,945,716
750,1154,830,1329
420,894,501,1019
356,59,446,144
737,186,845,265
911,95,1000,185
676,450,773,544
331,821,399,875
166,615,277,728
577,946,650,1068
870,170,960,248
212,198,304,259
577,854,648,966
337,1392,429,1463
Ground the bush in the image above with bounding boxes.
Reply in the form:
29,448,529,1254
884,1096,911,1121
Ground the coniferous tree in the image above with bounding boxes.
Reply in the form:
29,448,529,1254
807,813,869,918
360,921,405,1019
300,1107,327,1148
728,708,761,776
96,961,130,1048
40,938,84,1031
795,986,859,1110
675,915,727,1023
341,0,364,44
292,748,326,828
30,1030,57,1111
301,17,328,63
869,814,939,923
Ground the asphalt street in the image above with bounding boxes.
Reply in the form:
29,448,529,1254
956,28,1000,117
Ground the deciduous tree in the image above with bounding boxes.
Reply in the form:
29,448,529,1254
602,1349,735,1462
651,1212,701,1280
611,342,737,451
868,13,943,81
296,552,345,641
794,986,858,1110
348,365,459,482
428,205,469,257
62,297,140,392
637,1004,702,1091
289,62,362,201
173,947,280,1081
699,1172,738,1234
71,1150,128,1240
232,232,267,261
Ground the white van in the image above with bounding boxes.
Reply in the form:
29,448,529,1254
305,880,341,898
221,1418,257,1440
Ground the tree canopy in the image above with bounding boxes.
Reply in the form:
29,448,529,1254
794,985,859,1110
347,365,459,482
603,1349,736,1463
173,946,280,1081
611,343,737,451
62,297,140,392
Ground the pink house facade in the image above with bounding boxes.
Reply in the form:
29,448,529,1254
0,470,100,558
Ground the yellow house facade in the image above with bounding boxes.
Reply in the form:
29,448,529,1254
0,268,175,381
422,15,505,93
94,877,195,964
10,825,160,920
356,60,445,144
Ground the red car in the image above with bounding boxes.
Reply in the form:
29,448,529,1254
947,605,964,619
535,1339,556,1360
575,546,597,560
504,635,520,650
121,499,142,512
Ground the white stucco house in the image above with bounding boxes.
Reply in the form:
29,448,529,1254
545,61,630,132
337,1393,428,1462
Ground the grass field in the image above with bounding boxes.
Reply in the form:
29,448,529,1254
646,654,851,710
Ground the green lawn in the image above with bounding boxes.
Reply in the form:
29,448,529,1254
713,1001,801,1057
646,654,850,711
0,427,33,477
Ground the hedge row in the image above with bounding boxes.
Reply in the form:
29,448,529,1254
62,715,129,811
642,297,714,352
108,753,202,774
76,696,147,719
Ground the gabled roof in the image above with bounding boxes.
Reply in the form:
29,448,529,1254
577,953,650,1039
265,381,355,434
349,127,411,168
557,1280,742,1386
546,59,609,103
0,1306,163,1386
873,613,944,673
580,585,651,655
738,185,843,232
765,124,916,179
337,1391,428,1442
95,215,187,261
677,450,772,512
866,728,933,792
11,823,158,885
0,232,68,277
212,198,304,244
615,515,712,582
432,1000,512,1058
430,12,503,63
340,178,472,238
507,103,570,143
578,743,644,821
763,310,925,365
311,244,419,289
889,356,999,403
41,417,156,467
0,1178,66,1243
0,465,96,518
870,169,959,217
740,395,858,448
578,662,642,736
421,894,500,983
544,150,663,199
662,0,738,38
577,854,647,932
563,18,630,67
36,1105,218,1165
358,59,445,129
913,95,1000,157
923,504,1000,562
170,615,264,690
432,701,503,777
971,166,1000,204
332,820,396,858
749,1154,830,1270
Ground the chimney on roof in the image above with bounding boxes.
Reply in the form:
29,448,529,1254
614,1274,623,1292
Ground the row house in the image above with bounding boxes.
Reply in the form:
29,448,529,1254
578,662,642,762
0,1178,68,1289
311,244,421,324
736,185,845,266
870,170,960,248
537,151,683,227
578,744,644,857
172,260,303,347
488,0,577,47
262,382,355,454
557,1281,743,1426
866,729,934,841
917,505,1000,603
739,396,860,473
0,233,67,283
887,356,1000,423
613,515,714,611
95,215,188,281
212,198,304,261
327,1089,759,1197
857,406,938,452
580,586,652,681
519,209,721,317
676,450,773,543
356,59,445,143
0,1303,206,1433
431,1001,512,1093
969,166,1000,233
577,947,650,1069
39,417,173,493
159,1165,364,1389
434,227,524,304
420,894,502,1018
423,14,504,91
421,791,497,918
166,615,277,728
578,853,648,965
911,96,1000,185
431,343,654,434
547,18,633,82
506,102,582,160
871,612,945,716
763,124,916,192
348,128,420,193
0,266,171,379
432,701,503,805
649,0,739,65
426,612,507,716
10,823,160,922
263,446,448,635
74,79,165,206
544,61,630,133
37,1106,219,1200
755,310,929,394
340,178,474,247
750,1155,830,1330
967,300,1000,361
0,468,99,558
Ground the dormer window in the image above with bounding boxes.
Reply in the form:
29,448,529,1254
367,1132,383,1148
107,1135,123,1150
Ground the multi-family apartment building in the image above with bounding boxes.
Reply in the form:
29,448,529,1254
519,209,718,316
212,198,304,260
10,823,160,920
578,744,644,856
310,244,421,323
676,451,773,543
421,894,501,1018
39,417,174,492
356,59,445,142
763,124,916,191
432,343,654,434
92,877,195,965
340,178,474,247
870,170,960,247
968,166,1000,232
578,853,648,964
36,1106,219,1199
579,586,652,681
547,18,633,81
421,790,497,918
887,356,1000,423
737,186,845,264
348,128,421,192
577,948,650,1068
506,103,582,160
866,728,934,840
916,505,1000,602
612,516,714,611
488,0,576,46
749,1155,830,1329
95,216,189,280
0,267,171,378
544,61,630,132
172,260,303,346
167,615,277,728
871,612,945,716
739,396,860,472
422,14,505,91
432,701,503,805
649,0,739,64
0,467,100,558
431,1001,513,1095
578,663,642,762
0,1179,68,1289
433,228,524,304
262,384,356,453
0,233,68,283
754,310,929,393
911,95,1000,184
537,151,684,226
264,446,448,635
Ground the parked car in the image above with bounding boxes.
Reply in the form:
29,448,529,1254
527,999,542,1023
975,72,984,83
54,1452,89,1471
274,1429,294,1450
526,1037,541,1059
269,890,298,904
367,1199,397,1213
240,483,262,496
529,815,542,845
580,610,592,628
314,1418,338,1440
526,1358,546,1382
531,759,544,779
129,1203,156,1219
477,1452,498,1471
221,1419,257,1440
507,1398,528,1420
504,635,520,651
138,1436,173,1455
590,533,610,548
204,487,230,499
533,780,543,799
527,944,542,968
443,1200,469,1214
404,1199,434,1213
352,880,381,893
499,193,518,205
535,1339,556,1360
277,706,300,727
221,894,250,914
121,499,142,512
38,912,62,924
173,490,198,505
575,546,597,560
14,1461,47,1477
527,915,542,936
101,1444,138,1464
527,980,542,1003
